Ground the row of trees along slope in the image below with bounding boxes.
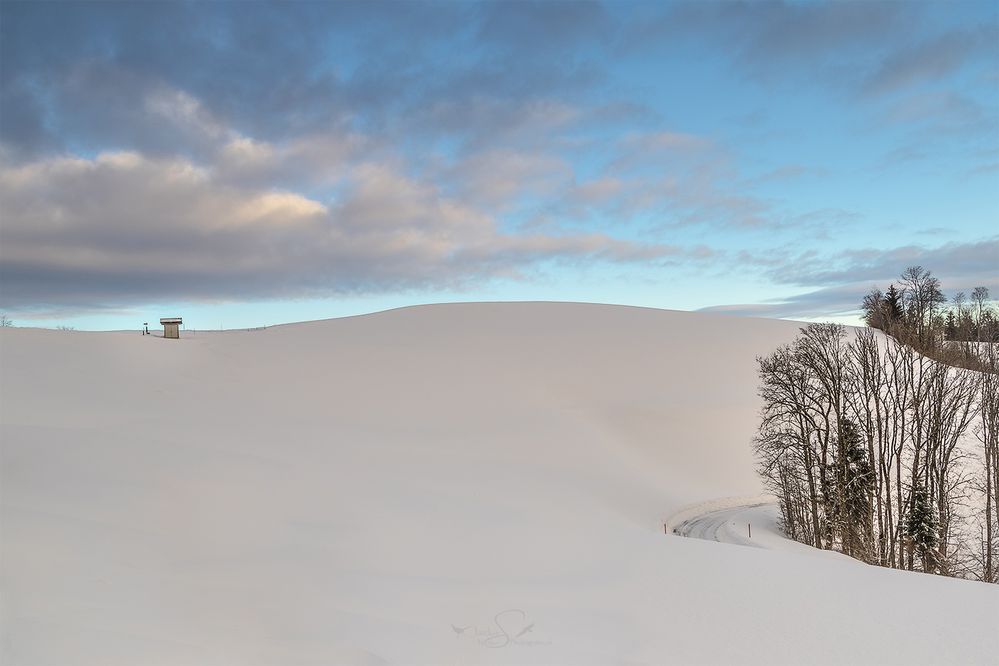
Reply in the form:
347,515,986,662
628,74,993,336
755,266,998,583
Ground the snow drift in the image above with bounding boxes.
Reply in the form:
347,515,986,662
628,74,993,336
2,302,997,665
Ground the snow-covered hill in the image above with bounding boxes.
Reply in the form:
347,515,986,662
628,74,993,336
2,302,997,665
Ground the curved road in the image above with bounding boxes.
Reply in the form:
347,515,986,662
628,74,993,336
673,501,773,548
673,500,859,562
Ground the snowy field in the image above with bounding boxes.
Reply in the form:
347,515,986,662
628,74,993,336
2,302,997,665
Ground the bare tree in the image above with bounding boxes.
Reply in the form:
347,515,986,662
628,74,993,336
898,266,945,347
756,266,997,580
862,288,886,330
976,346,999,582
846,328,901,566
921,361,979,574
795,324,854,551
756,322,989,578
972,287,991,343
757,344,827,548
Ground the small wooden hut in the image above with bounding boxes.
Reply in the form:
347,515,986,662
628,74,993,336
160,317,182,339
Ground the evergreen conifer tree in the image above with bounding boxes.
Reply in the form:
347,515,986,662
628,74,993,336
884,284,904,329
944,311,956,341
905,483,937,572
830,419,873,559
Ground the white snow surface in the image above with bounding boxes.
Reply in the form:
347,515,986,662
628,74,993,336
1,302,997,665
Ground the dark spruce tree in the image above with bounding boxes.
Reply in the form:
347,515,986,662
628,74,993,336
945,311,957,341
830,419,874,560
861,284,905,333
905,483,937,572
883,284,904,328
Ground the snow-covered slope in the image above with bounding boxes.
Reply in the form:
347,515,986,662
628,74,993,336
2,302,997,665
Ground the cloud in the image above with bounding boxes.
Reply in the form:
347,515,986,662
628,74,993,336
4,0,993,163
861,28,990,96
762,238,999,288
0,1,611,160
701,270,999,322
698,284,866,320
442,148,574,210
214,132,367,190
477,0,609,53
0,3,356,154
596,131,772,228
0,149,683,310
633,2,911,84
2,1,993,323
411,97,582,154
143,87,231,143
752,164,828,184
704,238,999,320
633,1,997,109
880,90,996,138
569,131,853,234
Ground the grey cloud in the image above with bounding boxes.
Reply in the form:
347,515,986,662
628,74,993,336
698,283,875,320
735,2,905,69
0,79,58,159
478,0,610,52
0,2,397,152
440,148,574,211
570,131,853,234
880,91,996,138
752,164,828,184
701,271,999,322
0,150,682,310
762,238,999,288
600,131,774,228
633,1,910,83
0,1,613,160
703,238,999,320
861,27,997,97
633,1,996,107
4,0,991,171
410,97,583,155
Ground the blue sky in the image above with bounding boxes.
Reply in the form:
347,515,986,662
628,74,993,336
1,0,996,330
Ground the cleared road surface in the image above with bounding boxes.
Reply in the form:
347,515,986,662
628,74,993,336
672,501,772,548
673,500,859,562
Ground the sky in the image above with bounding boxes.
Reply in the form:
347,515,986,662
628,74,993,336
0,0,996,330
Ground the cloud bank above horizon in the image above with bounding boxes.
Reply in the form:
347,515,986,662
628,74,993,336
1,1,996,327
